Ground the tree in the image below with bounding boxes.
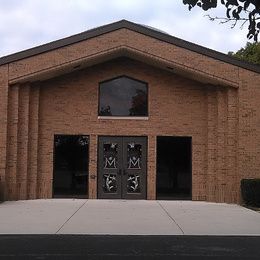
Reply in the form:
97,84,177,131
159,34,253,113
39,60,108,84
183,0,260,41
228,42,260,64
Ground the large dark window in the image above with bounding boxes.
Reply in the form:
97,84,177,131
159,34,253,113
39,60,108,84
99,76,148,117
156,136,192,200
53,135,89,198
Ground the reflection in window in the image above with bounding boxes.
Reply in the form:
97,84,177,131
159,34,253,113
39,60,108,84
99,76,148,117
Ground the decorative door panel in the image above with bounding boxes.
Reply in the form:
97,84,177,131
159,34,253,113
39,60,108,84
98,136,147,199
98,137,122,199
122,137,147,199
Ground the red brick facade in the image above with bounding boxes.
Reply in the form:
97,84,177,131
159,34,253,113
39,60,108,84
0,21,259,203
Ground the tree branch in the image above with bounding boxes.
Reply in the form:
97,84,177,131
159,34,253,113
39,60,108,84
184,0,260,41
205,14,260,22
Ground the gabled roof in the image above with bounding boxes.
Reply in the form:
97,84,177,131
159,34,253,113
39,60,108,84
0,20,259,73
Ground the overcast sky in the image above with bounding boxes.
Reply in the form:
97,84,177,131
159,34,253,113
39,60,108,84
0,0,251,58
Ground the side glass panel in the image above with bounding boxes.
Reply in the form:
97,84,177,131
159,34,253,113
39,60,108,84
53,135,88,197
103,143,118,169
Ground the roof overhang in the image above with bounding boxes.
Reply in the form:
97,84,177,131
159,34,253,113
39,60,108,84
9,45,238,88
1,20,259,75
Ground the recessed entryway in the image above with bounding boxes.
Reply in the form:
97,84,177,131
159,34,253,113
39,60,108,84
98,136,147,199
156,136,192,200
53,135,89,198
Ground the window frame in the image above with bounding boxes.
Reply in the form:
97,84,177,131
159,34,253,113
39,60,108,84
98,75,149,118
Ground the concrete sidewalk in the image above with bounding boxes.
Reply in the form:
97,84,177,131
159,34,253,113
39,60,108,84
0,199,260,235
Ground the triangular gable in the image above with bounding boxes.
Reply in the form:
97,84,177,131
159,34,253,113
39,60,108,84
1,20,259,74
1,20,259,88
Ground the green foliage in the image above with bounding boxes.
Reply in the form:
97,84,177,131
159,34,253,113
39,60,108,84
229,42,260,64
183,0,260,41
241,179,260,207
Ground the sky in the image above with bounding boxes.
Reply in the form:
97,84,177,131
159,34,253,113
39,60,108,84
0,0,251,58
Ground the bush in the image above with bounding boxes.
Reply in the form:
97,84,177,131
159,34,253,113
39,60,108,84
241,179,260,207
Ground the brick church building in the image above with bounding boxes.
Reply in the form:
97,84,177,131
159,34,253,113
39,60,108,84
0,20,259,203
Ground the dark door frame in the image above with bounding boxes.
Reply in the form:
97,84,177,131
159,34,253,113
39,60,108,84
98,136,147,199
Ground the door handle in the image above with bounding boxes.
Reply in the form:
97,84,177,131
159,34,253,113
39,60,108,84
118,169,122,175
123,169,127,175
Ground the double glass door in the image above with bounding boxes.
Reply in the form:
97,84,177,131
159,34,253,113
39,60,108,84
98,136,147,199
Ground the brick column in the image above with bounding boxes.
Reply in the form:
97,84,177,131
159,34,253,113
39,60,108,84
88,134,98,199
0,66,8,200
216,88,228,203
206,86,217,201
147,135,156,200
16,84,30,200
37,132,52,199
226,88,239,203
27,86,40,199
6,85,19,200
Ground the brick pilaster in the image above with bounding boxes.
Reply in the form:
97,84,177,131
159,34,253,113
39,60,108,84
216,88,228,202
147,135,156,200
226,88,239,203
16,84,30,199
0,65,9,200
27,85,40,199
6,85,19,200
206,86,218,201
89,134,98,199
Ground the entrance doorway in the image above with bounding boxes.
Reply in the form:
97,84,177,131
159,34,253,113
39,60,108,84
156,136,192,200
53,135,89,198
98,136,147,199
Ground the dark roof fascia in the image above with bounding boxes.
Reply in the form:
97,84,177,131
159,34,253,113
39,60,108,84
0,19,259,73
0,20,127,66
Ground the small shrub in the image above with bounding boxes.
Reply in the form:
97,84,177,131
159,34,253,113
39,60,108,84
241,179,260,207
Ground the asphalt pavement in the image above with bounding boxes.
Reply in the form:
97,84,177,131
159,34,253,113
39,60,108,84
0,235,260,259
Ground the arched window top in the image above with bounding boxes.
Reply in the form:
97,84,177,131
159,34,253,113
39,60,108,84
99,76,148,117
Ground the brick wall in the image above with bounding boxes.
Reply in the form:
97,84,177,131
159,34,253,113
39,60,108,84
0,65,8,200
238,69,260,187
36,59,208,200
1,28,259,203
5,58,240,202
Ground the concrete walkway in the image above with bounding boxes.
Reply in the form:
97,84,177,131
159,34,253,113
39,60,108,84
0,199,260,235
